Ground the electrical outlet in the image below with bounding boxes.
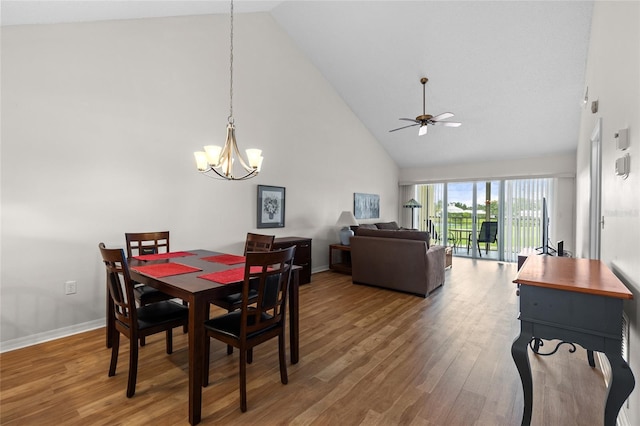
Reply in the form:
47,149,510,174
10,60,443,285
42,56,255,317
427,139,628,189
65,281,77,295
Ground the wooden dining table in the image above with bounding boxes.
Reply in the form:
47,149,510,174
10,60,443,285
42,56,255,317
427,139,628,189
105,249,300,425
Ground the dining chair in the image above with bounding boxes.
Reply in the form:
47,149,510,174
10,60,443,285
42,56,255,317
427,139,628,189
98,243,188,398
203,246,296,412
125,231,186,346
468,221,498,257
125,231,175,306
243,232,276,254
210,233,275,355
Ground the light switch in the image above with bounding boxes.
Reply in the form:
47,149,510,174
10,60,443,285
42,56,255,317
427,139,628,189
615,128,629,150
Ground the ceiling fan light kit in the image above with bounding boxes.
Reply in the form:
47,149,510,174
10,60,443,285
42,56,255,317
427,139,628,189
389,76,461,136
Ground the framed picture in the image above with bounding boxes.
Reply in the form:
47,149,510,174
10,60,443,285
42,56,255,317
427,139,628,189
257,185,285,228
354,193,380,219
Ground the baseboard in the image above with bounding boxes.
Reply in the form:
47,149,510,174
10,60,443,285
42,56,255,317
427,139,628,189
312,265,330,274
595,352,631,426
0,318,105,353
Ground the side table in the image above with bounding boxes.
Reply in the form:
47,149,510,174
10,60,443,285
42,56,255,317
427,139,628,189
329,243,352,274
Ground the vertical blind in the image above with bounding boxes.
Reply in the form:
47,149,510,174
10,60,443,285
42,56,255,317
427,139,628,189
502,178,554,262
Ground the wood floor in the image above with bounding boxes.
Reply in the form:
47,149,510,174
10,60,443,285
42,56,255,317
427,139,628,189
1,258,607,425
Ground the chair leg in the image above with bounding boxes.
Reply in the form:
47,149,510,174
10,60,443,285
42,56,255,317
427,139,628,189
227,307,234,355
108,332,120,377
203,335,210,387
140,336,146,346
278,333,288,385
239,349,248,412
126,337,139,398
247,349,253,364
165,329,173,354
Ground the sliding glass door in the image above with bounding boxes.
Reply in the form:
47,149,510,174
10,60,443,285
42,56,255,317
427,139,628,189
446,182,474,257
417,178,552,262
446,181,500,259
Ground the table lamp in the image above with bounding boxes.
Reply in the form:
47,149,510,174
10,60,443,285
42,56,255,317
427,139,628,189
336,211,358,245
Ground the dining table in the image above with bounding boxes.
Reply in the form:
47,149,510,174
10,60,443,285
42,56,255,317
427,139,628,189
104,249,300,425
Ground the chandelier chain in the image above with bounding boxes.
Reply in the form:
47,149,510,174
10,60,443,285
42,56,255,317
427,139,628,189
228,0,234,123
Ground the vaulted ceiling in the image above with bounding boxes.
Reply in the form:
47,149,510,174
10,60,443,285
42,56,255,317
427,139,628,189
2,1,594,169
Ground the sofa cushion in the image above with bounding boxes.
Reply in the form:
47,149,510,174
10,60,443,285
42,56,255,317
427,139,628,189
354,228,430,247
375,221,400,230
357,224,378,230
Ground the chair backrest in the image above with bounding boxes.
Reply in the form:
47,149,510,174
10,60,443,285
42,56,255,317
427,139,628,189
244,233,275,255
99,243,136,330
478,221,498,243
240,246,296,339
125,231,170,258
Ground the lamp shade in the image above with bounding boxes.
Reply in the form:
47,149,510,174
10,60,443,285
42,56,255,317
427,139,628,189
403,198,422,208
336,211,358,227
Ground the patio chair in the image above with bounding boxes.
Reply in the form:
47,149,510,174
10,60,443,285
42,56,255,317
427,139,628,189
468,221,498,257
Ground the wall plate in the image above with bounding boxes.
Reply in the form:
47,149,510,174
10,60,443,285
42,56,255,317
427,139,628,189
615,128,629,150
615,154,630,179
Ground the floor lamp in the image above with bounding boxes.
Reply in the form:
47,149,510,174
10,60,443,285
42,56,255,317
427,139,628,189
403,199,422,229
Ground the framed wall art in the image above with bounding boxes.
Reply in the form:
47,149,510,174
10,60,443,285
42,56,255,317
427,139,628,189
257,185,285,228
354,193,380,219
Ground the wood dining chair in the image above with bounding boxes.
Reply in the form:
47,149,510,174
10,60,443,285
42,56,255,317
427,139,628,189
125,231,175,306
203,246,296,412
210,233,275,355
98,243,188,398
125,231,186,346
243,232,275,254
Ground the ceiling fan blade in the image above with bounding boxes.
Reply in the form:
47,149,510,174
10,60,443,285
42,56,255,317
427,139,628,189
433,121,462,127
389,123,419,132
431,112,454,121
398,118,419,123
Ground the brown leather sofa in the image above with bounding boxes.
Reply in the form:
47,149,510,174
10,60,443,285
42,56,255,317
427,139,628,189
350,228,446,297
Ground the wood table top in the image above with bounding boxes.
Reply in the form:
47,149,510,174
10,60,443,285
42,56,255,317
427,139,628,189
514,255,633,299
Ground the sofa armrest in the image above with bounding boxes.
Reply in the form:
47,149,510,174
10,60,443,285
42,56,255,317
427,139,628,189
425,245,446,293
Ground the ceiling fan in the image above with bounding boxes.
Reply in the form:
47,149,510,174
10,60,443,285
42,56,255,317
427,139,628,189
389,77,461,136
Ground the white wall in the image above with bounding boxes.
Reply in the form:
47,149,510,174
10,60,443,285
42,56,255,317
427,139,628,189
576,2,640,424
399,152,576,183
0,13,399,348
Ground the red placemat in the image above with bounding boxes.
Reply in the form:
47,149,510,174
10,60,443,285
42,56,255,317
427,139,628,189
201,254,246,265
131,262,201,278
198,266,263,284
133,251,196,261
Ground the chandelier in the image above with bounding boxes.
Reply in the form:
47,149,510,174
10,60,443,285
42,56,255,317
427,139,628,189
194,0,263,180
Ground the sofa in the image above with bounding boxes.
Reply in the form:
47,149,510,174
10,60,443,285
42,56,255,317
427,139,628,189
350,225,446,297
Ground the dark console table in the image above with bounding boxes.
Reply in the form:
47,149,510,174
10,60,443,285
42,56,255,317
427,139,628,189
273,237,312,284
512,255,634,426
